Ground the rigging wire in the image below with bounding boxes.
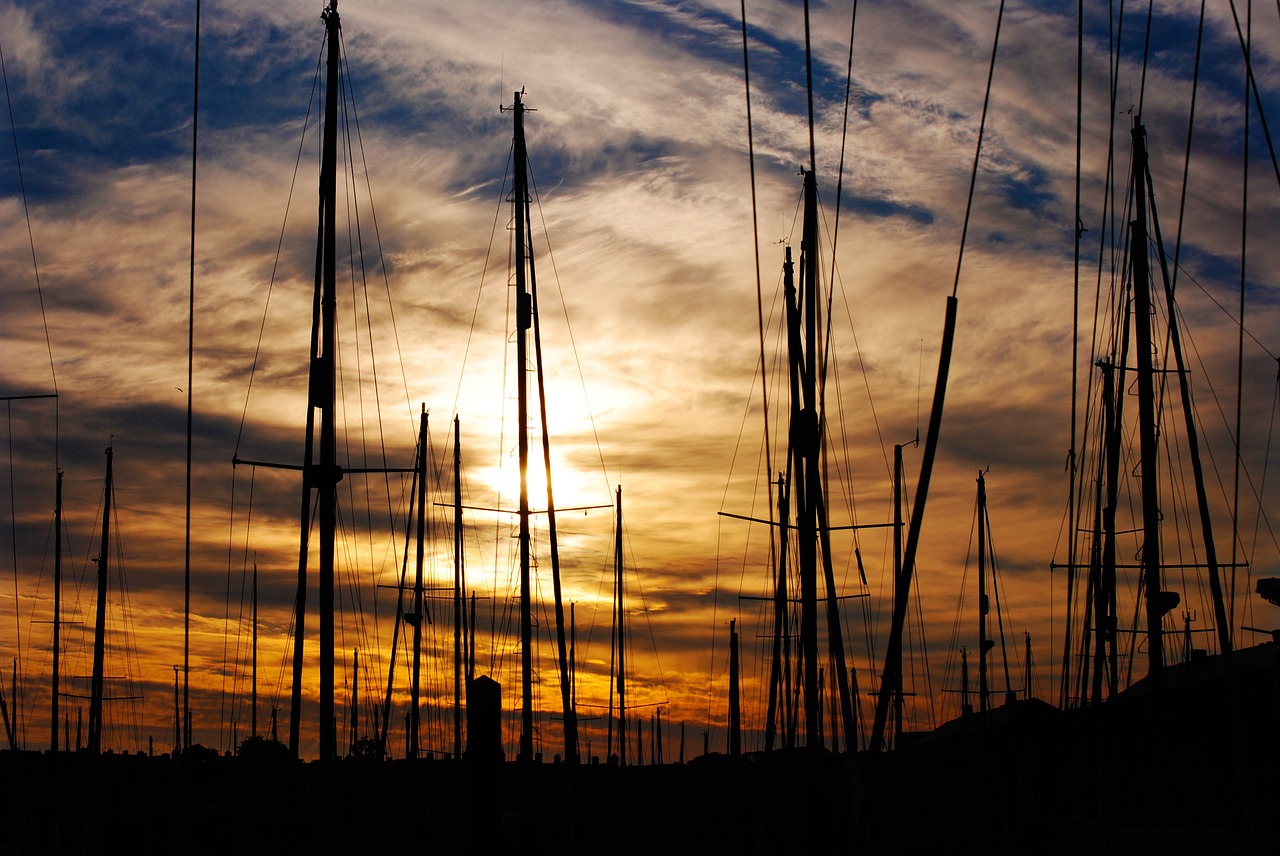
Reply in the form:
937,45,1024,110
183,0,200,753
0,38,60,442
232,44,324,456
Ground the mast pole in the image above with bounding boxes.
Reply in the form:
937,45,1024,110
870,294,959,752
781,244,801,752
183,0,201,756
316,0,342,763
349,648,358,753
728,618,741,758
764,472,787,752
252,559,258,738
616,485,626,766
408,408,428,758
1096,360,1122,701
453,415,463,759
88,446,112,754
892,444,904,740
978,470,990,713
1024,632,1032,700
798,168,821,750
50,470,61,751
173,666,180,750
512,89,534,763
1130,119,1168,680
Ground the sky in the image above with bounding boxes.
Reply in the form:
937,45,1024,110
1,0,1278,760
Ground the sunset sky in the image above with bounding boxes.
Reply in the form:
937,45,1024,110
1,0,1278,760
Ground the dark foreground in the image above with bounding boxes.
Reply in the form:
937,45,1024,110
2,643,1276,855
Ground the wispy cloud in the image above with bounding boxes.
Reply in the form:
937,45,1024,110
0,0,1276,757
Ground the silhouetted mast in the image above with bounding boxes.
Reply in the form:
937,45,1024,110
764,471,789,752
1130,118,1171,681
50,470,62,751
453,415,465,759
349,648,358,753
87,446,113,754
615,486,626,766
796,167,821,748
408,407,428,758
978,470,991,712
892,444,905,740
280,0,343,760
729,618,741,758
511,89,535,763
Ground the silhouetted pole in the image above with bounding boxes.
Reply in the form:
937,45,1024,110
729,618,741,758
1130,118,1168,681
252,559,258,738
453,416,464,758
764,471,788,752
615,486,626,766
797,168,821,750
350,648,358,753
173,665,180,750
87,447,113,754
1024,632,1032,700
512,89,534,763
409,408,428,758
51,470,61,752
315,0,342,763
288,0,343,761
978,470,990,713
871,295,959,752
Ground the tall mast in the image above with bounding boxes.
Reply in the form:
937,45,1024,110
511,89,534,763
50,470,62,751
287,0,342,760
1130,118,1167,680
453,415,464,759
797,168,820,748
764,471,788,752
349,648,358,752
615,485,626,766
252,559,258,738
728,618,741,758
892,444,904,740
978,470,990,712
87,446,113,754
315,0,341,763
408,407,428,757
1096,358,1123,702
781,244,802,752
